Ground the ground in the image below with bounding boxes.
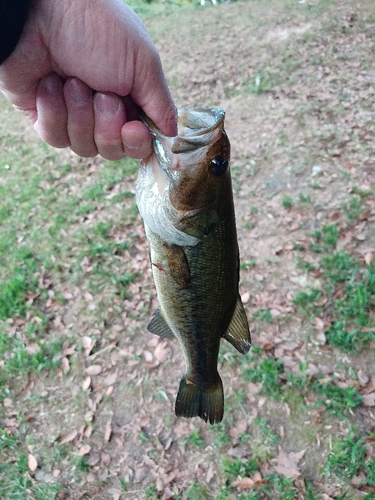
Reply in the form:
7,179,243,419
1,0,375,499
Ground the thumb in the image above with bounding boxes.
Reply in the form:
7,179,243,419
131,47,177,137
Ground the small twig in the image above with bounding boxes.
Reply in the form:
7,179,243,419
87,342,117,361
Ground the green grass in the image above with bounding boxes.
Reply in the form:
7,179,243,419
325,428,375,487
0,432,61,499
282,195,294,209
242,346,363,417
0,331,63,388
294,246,375,352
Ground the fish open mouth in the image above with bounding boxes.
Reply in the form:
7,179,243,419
141,108,225,170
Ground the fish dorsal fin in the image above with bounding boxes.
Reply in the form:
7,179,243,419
147,308,175,338
223,295,251,354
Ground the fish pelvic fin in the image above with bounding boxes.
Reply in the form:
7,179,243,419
175,376,224,425
223,294,251,354
147,308,175,338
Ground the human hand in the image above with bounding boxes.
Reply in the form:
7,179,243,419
0,0,177,160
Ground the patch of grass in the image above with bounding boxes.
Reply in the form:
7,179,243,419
223,457,259,478
311,380,363,417
186,482,210,500
243,72,272,95
240,260,256,270
343,195,364,221
188,428,204,447
145,485,158,499
0,453,61,499
309,224,339,252
294,245,375,351
282,195,294,209
293,288,322,316
325,428,375,486
0,247,39,320
0,332,63,387
253,309,274,324
242,347,284,399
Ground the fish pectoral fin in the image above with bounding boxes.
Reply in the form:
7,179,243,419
223,294,251,354
175,376,224,425
165,244,191,289
147,308,175,338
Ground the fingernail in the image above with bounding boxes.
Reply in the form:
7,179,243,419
69,79,92,106
95,93,120,117
124,137,144,151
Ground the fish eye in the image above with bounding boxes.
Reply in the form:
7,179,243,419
210,156,229,176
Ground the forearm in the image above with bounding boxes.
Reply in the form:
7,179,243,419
0,0,35,64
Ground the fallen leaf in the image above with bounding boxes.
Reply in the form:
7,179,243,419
272,448,305,479
59,429,78,444
104,372,118,386
25,343,42,355
61,357,70,372
82,376,91,391
78,444,91,456
363,393,375,407
154,341,170,363
365,252,373,265
232,477,255,489
85,364,102,376
82,336,94,357
28,453,38,472
206,464,215,483
104,420,112,442
314,317,325,330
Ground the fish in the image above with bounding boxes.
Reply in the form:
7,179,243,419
135,107,251,424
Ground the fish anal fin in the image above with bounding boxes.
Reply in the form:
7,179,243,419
223,294,251,354
175,376,224,425
147,308,175,338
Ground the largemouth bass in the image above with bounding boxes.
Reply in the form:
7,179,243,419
136,107,250,424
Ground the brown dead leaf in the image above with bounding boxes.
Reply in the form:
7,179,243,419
363,393,375,407
78,444,91,456
82,376,91,391
272,448,305,479
61,357,70,372
25,343,42,355
28,453,38,472
104,371,118,386
206,464,215,483
314,317,325,330
59,429,78,444
362,376,375,395
85,364,102,376
154,341,170,363
365,252,373,265
232,477,255,489
82,336,94,357
104,420,112,442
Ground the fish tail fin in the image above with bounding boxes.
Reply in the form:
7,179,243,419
175,376,224,424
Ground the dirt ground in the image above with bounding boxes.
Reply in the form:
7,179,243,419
1,0,375,499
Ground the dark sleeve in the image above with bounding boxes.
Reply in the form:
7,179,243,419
0,0,35,64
